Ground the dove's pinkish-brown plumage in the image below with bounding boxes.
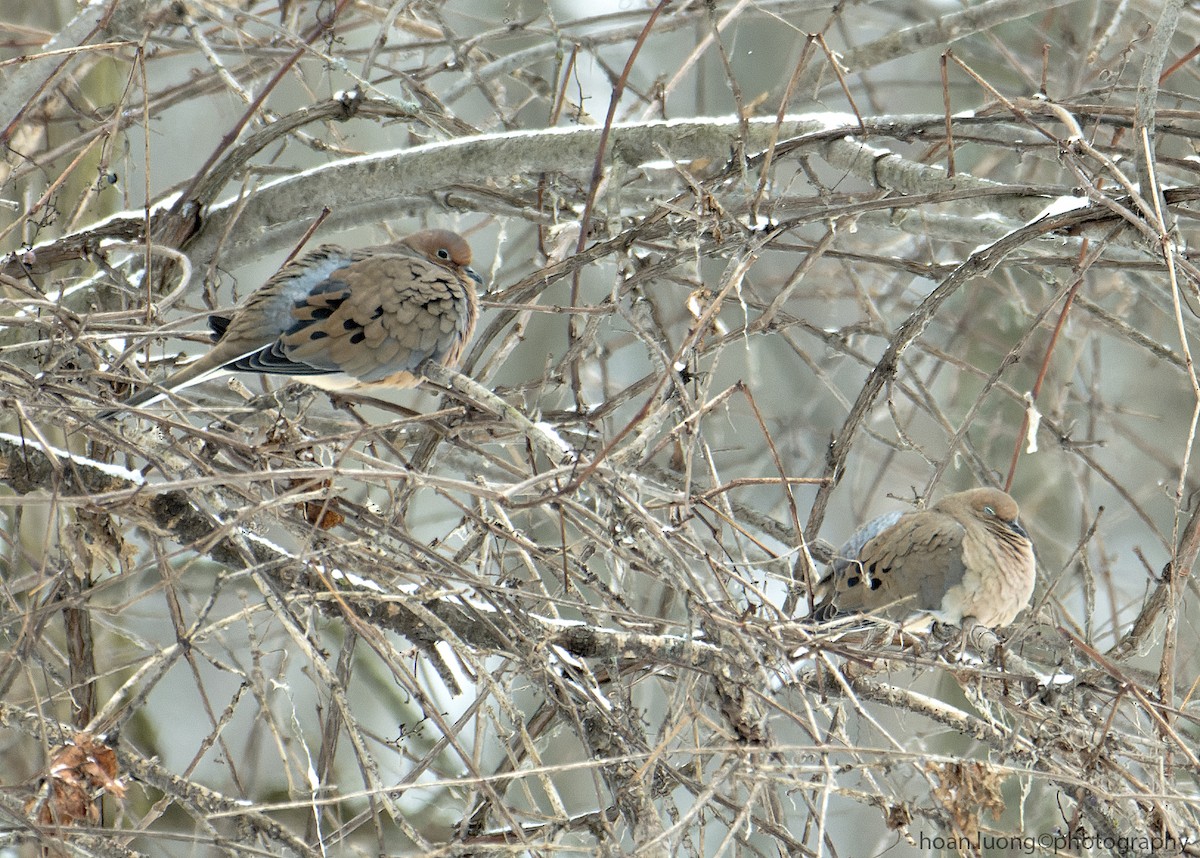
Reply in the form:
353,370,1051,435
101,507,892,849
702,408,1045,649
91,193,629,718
814,488,1036,628
104,229,481,415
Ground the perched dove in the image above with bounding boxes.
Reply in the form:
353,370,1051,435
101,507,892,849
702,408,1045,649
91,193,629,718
103,229,482,416
813,488,1037,628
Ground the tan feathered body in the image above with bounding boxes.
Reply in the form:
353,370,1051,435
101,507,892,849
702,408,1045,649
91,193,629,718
814,488,1036,628
105,229,481,415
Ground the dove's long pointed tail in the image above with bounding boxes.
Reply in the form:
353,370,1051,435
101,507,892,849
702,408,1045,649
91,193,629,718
97,352,228,419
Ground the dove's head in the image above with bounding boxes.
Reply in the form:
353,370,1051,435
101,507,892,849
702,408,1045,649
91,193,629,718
403,229,483,286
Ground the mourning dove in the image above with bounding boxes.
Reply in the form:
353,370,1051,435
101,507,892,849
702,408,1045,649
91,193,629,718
103,229,482,416
812,488,1036,628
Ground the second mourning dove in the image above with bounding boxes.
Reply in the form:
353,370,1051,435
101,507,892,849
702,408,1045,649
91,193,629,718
812,488,1037,628
103,229,482,416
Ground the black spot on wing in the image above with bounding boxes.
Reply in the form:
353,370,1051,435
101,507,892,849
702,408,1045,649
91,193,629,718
293,295,346,316
331,314,369,345
307,278,349,297
292,276,349,316
305,305,339,321
282,319,329,338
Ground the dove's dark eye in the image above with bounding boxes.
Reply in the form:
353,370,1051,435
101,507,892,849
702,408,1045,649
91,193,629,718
983,505,995,516
437,248,451,260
